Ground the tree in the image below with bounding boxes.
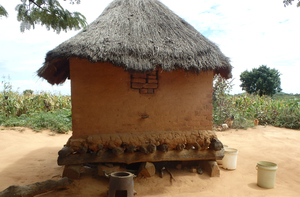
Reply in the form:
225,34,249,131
0,5,8,17
1,0,87,33
283,0,300,7
23,89,34,95
240,65,282,97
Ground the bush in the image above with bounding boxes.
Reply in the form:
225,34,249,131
0,77,72,132
213,74,234,125
213,75,300,130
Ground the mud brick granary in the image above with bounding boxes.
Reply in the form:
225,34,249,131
38,0,232,174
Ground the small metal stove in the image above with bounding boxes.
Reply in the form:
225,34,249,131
108,171,135,197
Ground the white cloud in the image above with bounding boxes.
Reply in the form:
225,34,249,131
7,78,71,95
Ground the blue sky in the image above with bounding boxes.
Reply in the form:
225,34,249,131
1,0,300,95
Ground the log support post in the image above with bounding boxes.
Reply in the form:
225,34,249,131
0,177,71,197
58,149,224,165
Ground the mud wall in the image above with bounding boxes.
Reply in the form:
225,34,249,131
70,58,213,138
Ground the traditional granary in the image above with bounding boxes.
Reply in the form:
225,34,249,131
38,0,232,171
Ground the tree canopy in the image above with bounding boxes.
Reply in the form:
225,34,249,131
283,0,300,7
240,65,282,97
0,1,298,34
0,5,8,17
1,0,87,33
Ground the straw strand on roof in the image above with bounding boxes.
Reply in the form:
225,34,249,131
38,0,232,85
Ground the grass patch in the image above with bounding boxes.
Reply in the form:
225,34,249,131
0,109,72,133
1,76,72,132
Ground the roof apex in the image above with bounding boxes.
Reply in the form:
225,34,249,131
38,0,232,85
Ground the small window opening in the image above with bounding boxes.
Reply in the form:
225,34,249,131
131,70,158,94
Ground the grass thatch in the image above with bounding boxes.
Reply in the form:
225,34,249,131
38,0,232,85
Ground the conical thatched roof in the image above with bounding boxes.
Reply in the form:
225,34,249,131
38,0,232,85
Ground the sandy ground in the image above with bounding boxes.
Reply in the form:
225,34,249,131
0,126,300,197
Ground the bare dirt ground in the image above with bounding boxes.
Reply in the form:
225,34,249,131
0,126,300,197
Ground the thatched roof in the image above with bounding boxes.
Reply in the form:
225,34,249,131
38,0,232,85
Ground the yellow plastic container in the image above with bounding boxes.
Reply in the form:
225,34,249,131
256,161,277,189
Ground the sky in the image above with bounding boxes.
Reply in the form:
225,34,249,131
0,0,300,95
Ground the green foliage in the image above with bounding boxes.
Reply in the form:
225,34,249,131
1,109,72,133
283,0,300,7
0,77,72,132
23,89,34,95
213,75,300,130
15,0,87,33
213,74,233,125
272,92,300,100
0,5,8,17
240,65,282,97
1,0,87,33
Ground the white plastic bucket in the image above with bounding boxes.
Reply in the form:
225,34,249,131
222,147,238,170
217,145,228,165
256,161,277,189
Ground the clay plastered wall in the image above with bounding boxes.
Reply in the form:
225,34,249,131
70,58,213,138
